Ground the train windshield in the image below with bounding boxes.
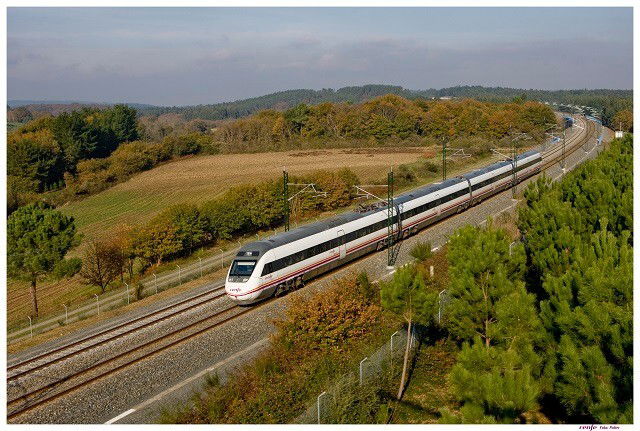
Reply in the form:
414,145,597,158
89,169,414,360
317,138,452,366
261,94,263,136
229,260,256,277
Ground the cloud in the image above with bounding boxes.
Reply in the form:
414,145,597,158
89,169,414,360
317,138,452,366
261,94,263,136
8,31,632,105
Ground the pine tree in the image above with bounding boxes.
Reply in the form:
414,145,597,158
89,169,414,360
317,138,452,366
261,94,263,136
442,224,546,423
7,202,77,317
380,265,437,399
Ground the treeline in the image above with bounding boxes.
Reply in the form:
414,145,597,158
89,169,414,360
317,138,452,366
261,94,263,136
438,86,633,130
138,85,416,120
214,95,557,152
7,111,220,213
438,134,633,423
7,105,138,212
7,95,556,215
8,85,632,127
134,85,632,124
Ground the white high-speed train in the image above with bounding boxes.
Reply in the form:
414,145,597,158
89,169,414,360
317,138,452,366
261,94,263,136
225,149,542,304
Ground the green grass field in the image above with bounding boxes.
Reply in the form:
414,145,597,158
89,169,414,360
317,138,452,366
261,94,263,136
60,147,431,253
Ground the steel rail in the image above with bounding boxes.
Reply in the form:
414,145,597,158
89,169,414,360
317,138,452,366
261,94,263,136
7,301,257,419
7,285,226,377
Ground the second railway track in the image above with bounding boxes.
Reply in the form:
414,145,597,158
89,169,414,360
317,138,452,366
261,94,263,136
7,299,261,419
7,284,227,380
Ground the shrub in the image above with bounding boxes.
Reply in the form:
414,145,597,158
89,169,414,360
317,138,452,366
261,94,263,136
162,132,213,156
71,159,117,195
421,160,440,174
108,141,157,178
152,204,213,253
7,129,65,191
410,241,433,261
273,274,381,353
52,257,83,279
7,175,39,215
394,164,416,187
325,373,395,424
131,221,183,267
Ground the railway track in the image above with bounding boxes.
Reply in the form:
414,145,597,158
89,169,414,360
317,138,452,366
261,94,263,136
7,115,599,421
540,115,597,170
7,285,226,382
7,298,261,419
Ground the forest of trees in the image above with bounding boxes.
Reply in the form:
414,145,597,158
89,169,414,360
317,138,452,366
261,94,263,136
10,85,630,127
379,134,632,424
133,85,632,126
7,105,139,214
213,95,557,152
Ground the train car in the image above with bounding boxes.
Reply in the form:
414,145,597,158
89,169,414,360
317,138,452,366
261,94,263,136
563,115,574,129
225,149,543,304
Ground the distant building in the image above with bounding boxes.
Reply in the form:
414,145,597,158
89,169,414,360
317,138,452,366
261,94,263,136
615,131,625,138
439,96,452,100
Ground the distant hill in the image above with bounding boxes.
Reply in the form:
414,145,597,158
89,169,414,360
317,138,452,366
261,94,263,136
8,99,156,109
134,85,633,122
138,85,423,120
8,85,632,125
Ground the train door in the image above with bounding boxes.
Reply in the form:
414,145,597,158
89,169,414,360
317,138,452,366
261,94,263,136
435,193,442,215
337,229,346,259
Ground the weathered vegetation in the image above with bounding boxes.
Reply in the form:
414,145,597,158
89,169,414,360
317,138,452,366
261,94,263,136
160,274,396,424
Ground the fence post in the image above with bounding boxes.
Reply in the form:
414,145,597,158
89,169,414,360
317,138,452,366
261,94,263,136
390,331,400,355
218,248,224,269
509,241,516,256
63,304,68,324
198,257,203,277
153,273,158,294
429,265,434,277
410,326,416,350
438,289,447,324
177,265,182,284
317,391,327,424
28,316,33,338
125,282,130,305
94,294,100,315
359,357,368,385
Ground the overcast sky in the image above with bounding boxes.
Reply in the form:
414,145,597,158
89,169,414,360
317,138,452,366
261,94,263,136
7,7,633,106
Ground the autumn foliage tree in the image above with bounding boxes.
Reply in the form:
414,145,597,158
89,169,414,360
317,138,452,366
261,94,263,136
131,221,183,268
612,109,633,132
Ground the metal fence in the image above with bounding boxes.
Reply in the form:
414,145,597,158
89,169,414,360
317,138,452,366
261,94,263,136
295,326,418,424
8,247,240,345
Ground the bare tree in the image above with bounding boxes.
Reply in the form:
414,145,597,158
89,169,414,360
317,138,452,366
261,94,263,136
80,240,124,293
